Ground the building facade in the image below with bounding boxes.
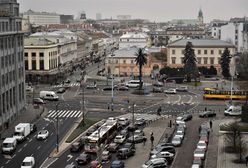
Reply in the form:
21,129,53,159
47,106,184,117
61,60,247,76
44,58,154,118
0,0,25,130
119,32,150,49
23,9,60,26
24,31,77,83
167,39,235,74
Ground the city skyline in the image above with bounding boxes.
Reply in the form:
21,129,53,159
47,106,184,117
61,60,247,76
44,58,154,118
18,0,248,22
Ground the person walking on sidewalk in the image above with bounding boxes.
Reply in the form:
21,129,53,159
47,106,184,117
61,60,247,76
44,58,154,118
209,120,213,131
143,136,147,146
150,134,154,147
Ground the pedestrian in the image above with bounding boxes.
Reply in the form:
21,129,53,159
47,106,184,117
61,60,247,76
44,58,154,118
205,107,207,111
209,120,213,130
143,136,147,146
150,134,154,147
246,155,248,166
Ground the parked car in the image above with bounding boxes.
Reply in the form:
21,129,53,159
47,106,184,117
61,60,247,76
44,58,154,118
197,141,207,151
199,135,209,144
102,150,111,163
193,148,205,160
192,157,203,168
182,114,193,121
86,84,97,89
199,111,216,118
57,88,66,93
142,158,168,168
152,87,163,93
116,148,134,159
33,98,45,104
127,123,138,131
114,135,126,144
108,142,119,153
102,86,117,91
150,151,175,163
117,86,129,91
89,160,101,168
21,156,35,168
174,132,184,139
127,134,146,143
76,153,91,165
171,136,182,147
118,117,129,127
164,88,176,94
199,129,209,138
70,141,84,152
176,86,188,92
150,146,176,156
65,164,77,168
155,142,175,148
110,160,125,168
122,142,135,152
134,118,146,126
119,129,128,138
134,129,145,136
36,130,49,140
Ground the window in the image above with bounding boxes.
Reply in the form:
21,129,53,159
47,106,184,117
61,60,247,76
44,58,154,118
25,52,28,57
218,58,221,64
172,57,176,64
115,60,118,64
32,60,36,70
25,60,28,70
181,50,184,54
204,50,207,54
40,60,44,70
203,57,208,64
131,60,134,64
108,60,111,64
181,57,184,64
210,57,214,65
123,60,126,64
211,50,214,55
32,52,36,58
219,50,222,55
39,52,44,57
172,50,176,55
197,57,202,64
198,50,201,55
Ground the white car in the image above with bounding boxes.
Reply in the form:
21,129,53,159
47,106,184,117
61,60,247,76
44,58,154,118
118,117,129,127
164,88,176,94
114,135,126,144
197,141,207,151
37,130,49,140
171,136,182,147
151,151,174,159
174,132,184,139
194,148,205,160
21,156,35,168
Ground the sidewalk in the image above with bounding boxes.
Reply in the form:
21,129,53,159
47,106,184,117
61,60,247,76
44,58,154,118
0,104,46,141
124,116,175,167
206,119,248,168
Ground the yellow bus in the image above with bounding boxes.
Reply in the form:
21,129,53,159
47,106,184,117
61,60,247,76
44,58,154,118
203,88,247,100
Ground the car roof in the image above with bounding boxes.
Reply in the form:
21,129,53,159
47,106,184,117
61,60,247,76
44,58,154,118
23,156,34,162
112,160,122,164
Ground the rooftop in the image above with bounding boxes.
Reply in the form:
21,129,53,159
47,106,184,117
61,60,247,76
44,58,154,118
167,39,235,48
120,32,148,39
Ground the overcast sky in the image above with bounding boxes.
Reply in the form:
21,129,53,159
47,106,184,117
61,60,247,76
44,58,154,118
18,0,248,22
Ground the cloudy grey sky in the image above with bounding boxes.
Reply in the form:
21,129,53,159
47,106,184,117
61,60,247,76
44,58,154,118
18,0,248,22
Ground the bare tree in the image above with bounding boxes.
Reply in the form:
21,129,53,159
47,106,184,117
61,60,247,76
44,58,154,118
237,52,248,80
224,121,241,152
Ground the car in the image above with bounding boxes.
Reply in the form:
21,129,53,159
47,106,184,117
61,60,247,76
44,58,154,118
102,150,111,163
153,81,163,87
134,129,145,136
191,164,200,168
36,130,49,140
76,153,91,165
57,88,66,93
164,88,176,94
192,157,203,168
174,132,184,139
199,135,209,144
127,123,138,131
150,151,175,162
193,148,205,160
176,126,185,134
197,141,207,151
21,156,35,168
199,111,216,118
176,118,185,125
142,158,168,168
114,135,126,144
65,164,77,168
177,121,186,128
150,146,176,156
119,129,128,138
171,136,182,147
108,142,119,153
155,142,175,148
182,114,193,121
117,86,129,91
65,79,71,84
110,160,125,168
33,98,45,104
86,84,97,89
70,141,84,152
89,160,102,168
127,134,146,143
102,86,117,91
30,124,37,133
153,87,163,93
199,129,209,138
134,118,146,126
118,117,130,127
122,142,135,152
176,86,188,92
116,148,135,159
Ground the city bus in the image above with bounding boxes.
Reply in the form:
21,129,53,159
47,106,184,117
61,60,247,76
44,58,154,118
84,120,118,153
203,87,247,100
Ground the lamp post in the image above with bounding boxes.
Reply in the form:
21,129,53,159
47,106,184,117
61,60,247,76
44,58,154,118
111,53,115,111
132,103,136,146
80,74,86,125
55,102,61,153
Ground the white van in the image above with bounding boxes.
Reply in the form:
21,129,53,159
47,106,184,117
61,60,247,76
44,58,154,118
2,137,17,154
224,105,242,116
125,80,141,88
39,91,59,101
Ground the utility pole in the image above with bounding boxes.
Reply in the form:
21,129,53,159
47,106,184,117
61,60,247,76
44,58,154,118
111,53,115,111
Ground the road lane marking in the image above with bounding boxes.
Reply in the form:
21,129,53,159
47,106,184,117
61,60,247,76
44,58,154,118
5,160,10,164
66,110,74,117
70,110,77,117
37,146,41,150
18,148,22,153
29,138,32,142
50,132,53,136
67,154,73,162
47,110,56,117
24,143,27,148
62,110,70,117
12,154,16,158
74,111,82,117
58,110,67,117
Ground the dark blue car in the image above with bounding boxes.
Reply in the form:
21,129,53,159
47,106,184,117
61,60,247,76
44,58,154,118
110,160,125,168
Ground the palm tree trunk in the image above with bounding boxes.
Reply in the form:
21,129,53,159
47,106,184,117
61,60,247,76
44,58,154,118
139,65,142,90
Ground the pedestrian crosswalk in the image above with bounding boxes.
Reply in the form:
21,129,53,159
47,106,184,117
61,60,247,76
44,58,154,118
52,83,81,88
47,110,82,118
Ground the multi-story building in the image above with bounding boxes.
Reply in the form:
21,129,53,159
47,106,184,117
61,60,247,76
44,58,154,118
22,9,60,26
167,39,235,74
243,18,248,52
24,31,77,83
119,32,150,49
210,20,228,39
0,0,25,130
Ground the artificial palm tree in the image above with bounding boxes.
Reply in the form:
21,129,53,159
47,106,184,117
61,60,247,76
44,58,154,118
135,48,147,90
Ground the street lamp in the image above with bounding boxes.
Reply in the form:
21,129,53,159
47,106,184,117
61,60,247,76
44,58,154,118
111,53,115,111
55,101,63,153
80,74,86,125
132,103,136,146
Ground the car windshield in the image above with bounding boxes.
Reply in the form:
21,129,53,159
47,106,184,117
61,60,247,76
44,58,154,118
195,149,203,154
22,162,31,166
39,130,47,134
3,143,12,148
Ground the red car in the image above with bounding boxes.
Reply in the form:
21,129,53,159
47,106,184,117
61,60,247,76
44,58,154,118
89,160,102,168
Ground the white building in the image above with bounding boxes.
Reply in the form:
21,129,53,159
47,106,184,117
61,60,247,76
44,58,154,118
167,39,235,74
0,0,26,130
22,9,60,26
220,22,244,52
119,32,149,49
